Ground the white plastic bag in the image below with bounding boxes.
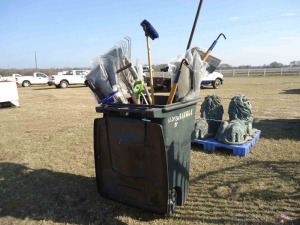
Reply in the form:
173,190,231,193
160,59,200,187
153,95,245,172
168,47,208,102
86,46,129,103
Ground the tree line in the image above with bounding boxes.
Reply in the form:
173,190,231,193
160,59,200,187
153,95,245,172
1,60,299,76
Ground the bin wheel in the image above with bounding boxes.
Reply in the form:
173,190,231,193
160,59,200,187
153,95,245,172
166,189,177,217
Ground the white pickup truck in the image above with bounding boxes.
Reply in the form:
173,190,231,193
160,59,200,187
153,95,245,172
146,70,224,91
3,74,23,82
48,70,90,88
16,72,48,87
148,51,224,90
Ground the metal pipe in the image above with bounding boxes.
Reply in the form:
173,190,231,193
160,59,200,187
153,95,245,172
216,33,226,41
186,0,204,50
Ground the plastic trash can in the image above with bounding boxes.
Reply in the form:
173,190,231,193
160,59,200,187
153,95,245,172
94,95,200,215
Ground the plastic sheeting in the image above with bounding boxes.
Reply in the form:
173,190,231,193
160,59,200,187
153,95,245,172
168,47,208,102
86,46,139,104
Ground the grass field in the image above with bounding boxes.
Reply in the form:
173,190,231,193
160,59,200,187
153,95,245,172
1,76,300,224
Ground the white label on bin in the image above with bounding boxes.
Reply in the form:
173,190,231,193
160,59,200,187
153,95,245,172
167,109,193,128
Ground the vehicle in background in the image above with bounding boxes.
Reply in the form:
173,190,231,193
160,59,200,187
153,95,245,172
145,70,224,91
13,74,22,78
0,75,4,81
201,71,223,89
4,74,23,82
57,71,68,76
146,51,224,90
143,66,154,73
2,74,23,82
143,66,149,73
160,66,169,72
48,70,90,88
16,72,48,87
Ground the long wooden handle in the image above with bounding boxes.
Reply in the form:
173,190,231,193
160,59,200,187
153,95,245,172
167,59,184,104
167,83,178,104
202,39,218,61
146,37,155,104
202,50,211,62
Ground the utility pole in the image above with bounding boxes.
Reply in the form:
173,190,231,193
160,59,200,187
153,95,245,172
35,51,37,71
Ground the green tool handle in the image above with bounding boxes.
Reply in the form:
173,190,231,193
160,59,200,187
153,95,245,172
133,80,144,104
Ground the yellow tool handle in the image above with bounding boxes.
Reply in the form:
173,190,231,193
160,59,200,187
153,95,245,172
146,37,155,104
167,83,178,104
202,50,211,62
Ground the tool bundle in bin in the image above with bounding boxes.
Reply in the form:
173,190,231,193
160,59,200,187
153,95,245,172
85,41,151,105
89,0,232,217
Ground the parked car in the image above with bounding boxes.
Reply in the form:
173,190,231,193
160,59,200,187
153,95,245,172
48,70,90,88
16,72,48,87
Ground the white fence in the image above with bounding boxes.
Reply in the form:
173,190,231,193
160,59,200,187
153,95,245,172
148,67,300,78
217,67,300,77
146,72,172,78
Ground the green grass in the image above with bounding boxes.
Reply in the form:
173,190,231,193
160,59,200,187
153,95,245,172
1,76,300,224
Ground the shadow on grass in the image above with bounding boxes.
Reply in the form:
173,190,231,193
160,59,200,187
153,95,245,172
200,86,214,89
0,163,159,224
173,160,300,224
253,119,300,141
1,161,299,224
281,89,300,94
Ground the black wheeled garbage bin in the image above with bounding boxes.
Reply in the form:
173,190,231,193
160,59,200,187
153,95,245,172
94,95,200,215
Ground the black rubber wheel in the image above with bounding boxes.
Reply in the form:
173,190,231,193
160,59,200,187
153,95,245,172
166,189,177,217
55,85,60,88
22,81,31,87
59,81,68,88
212,78,221,89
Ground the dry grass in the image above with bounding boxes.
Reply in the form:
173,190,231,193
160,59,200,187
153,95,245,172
1,76,300,224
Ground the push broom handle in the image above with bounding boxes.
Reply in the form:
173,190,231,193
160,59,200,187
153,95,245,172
167,0,204,104
146,36,155,104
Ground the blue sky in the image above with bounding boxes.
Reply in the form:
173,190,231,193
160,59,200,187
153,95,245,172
0,0,299,68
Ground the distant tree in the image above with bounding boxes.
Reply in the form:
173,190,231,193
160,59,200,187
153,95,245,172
262,64,268,68
289,61,300,67
237,65,252,69
269,61,283,68
219,63,233,69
